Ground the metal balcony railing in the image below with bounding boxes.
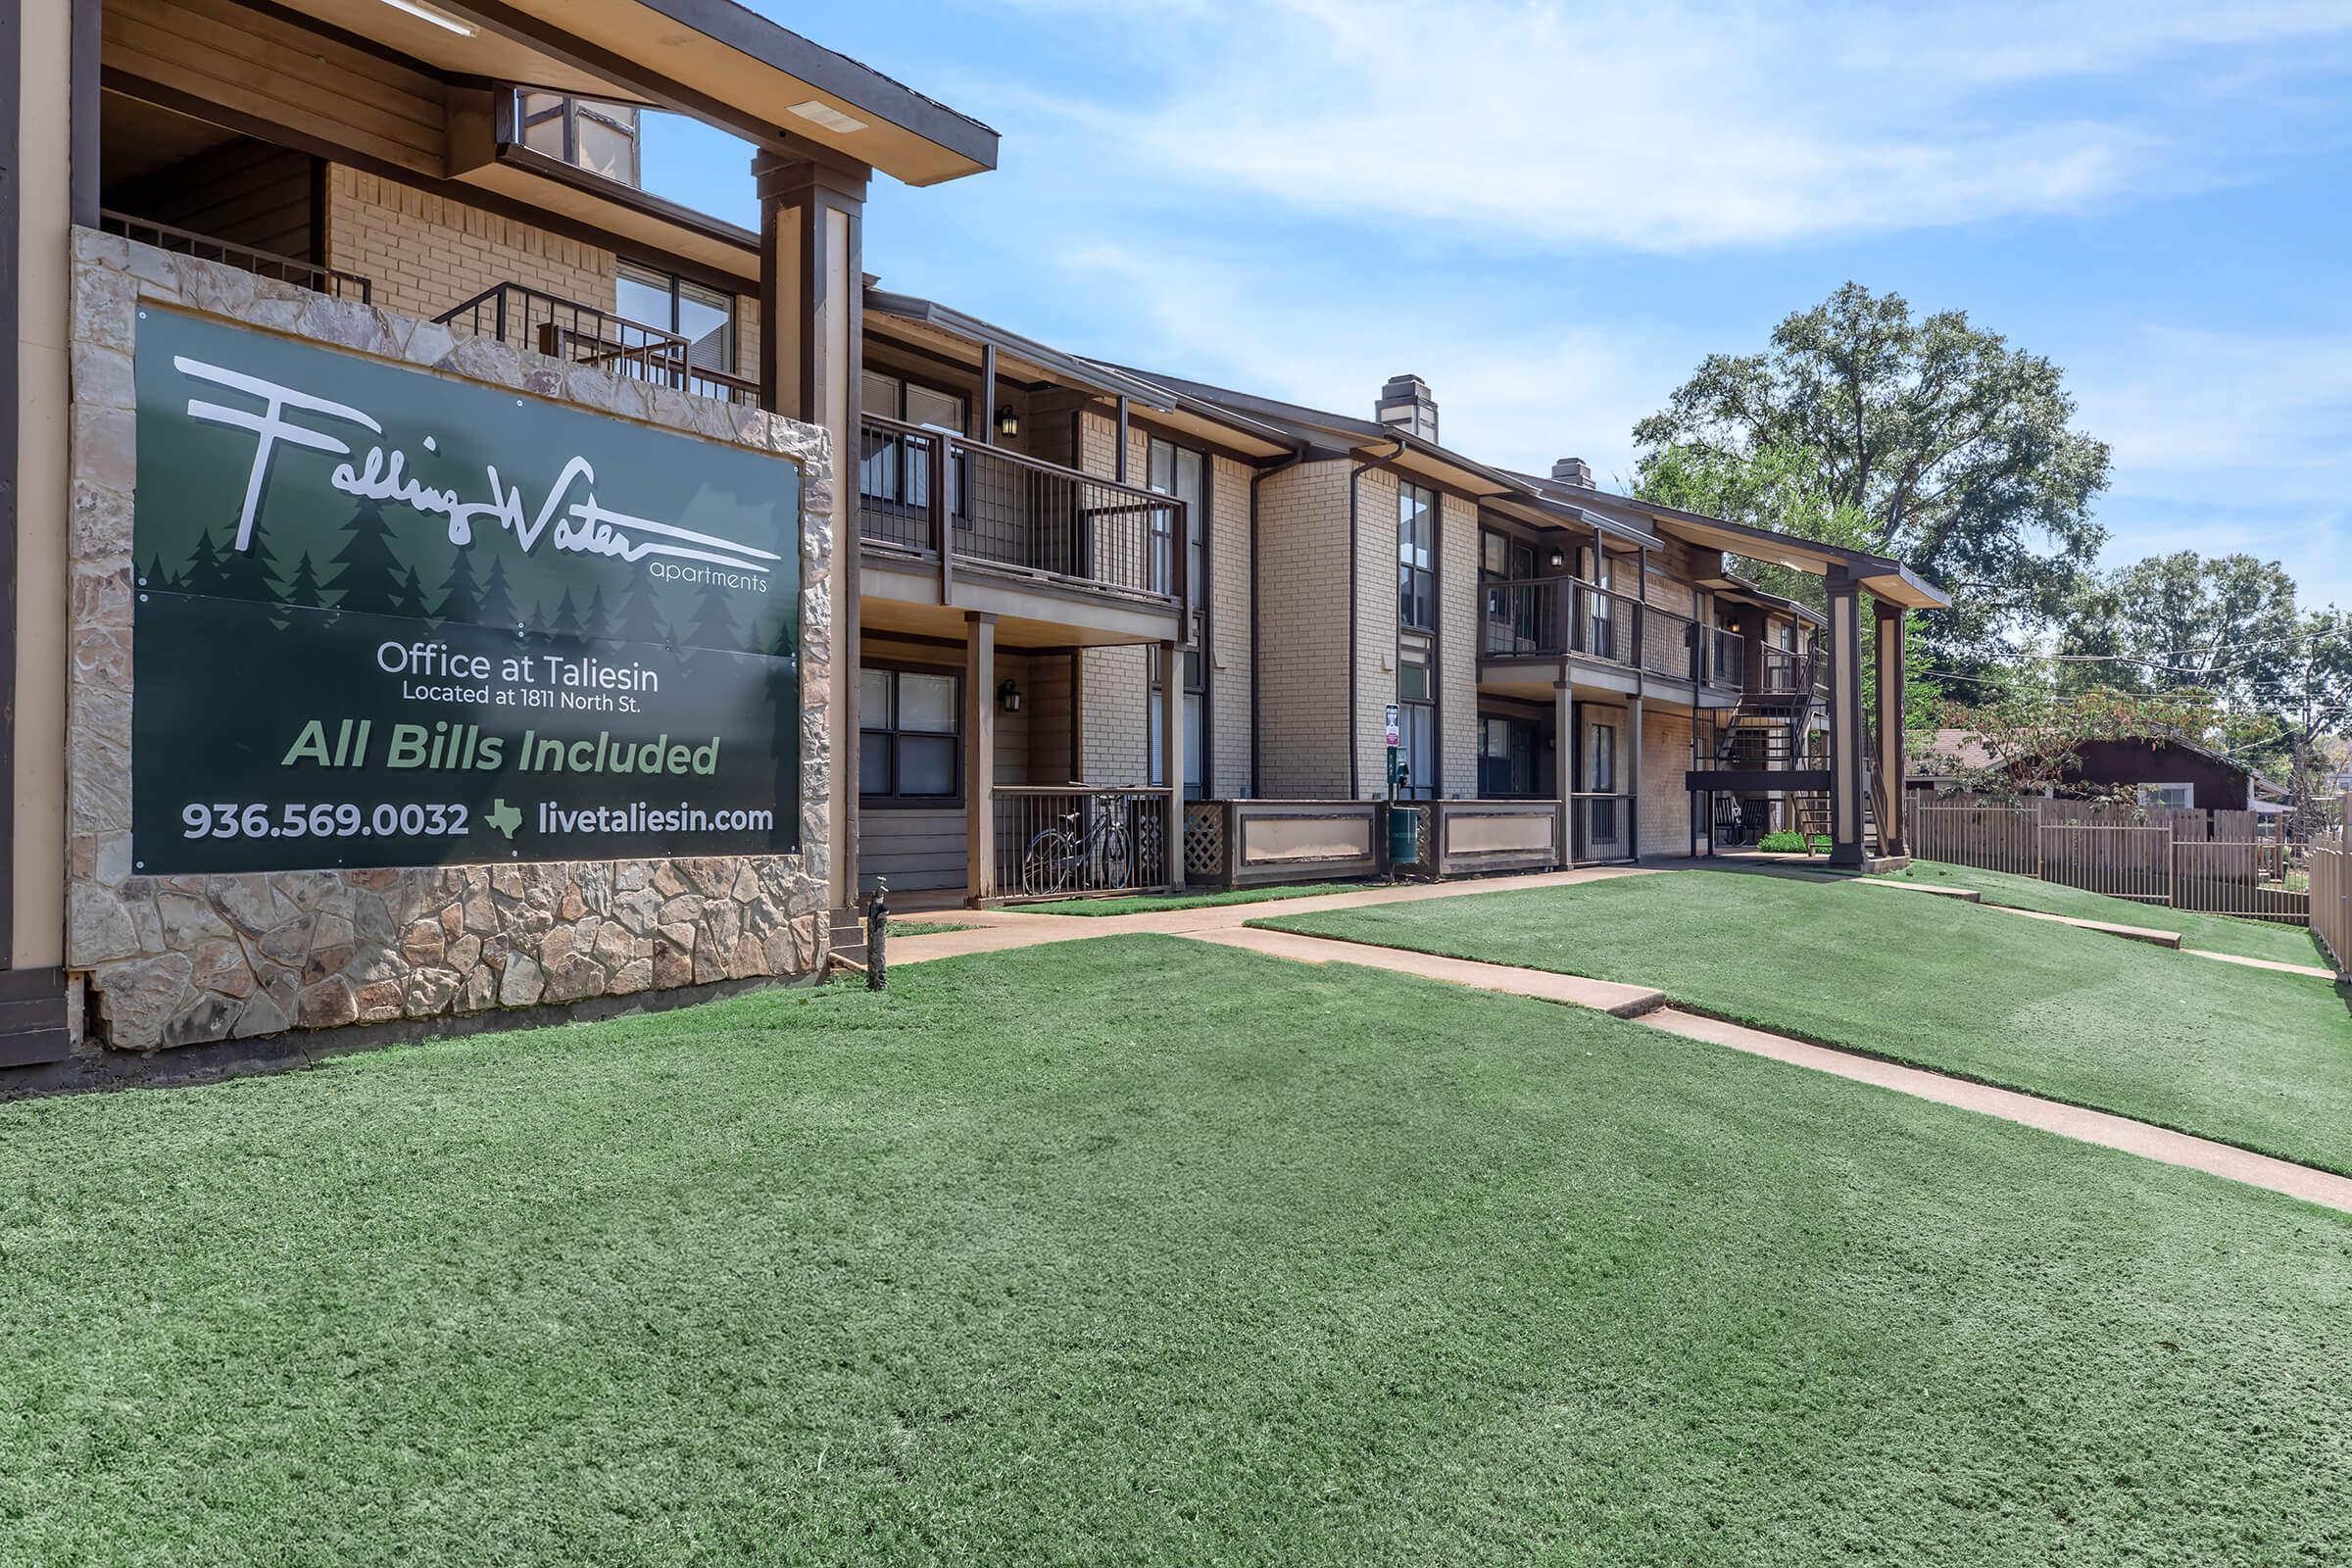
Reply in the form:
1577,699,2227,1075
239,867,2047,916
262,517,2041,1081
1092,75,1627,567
101,211,372,303
434,282,759,406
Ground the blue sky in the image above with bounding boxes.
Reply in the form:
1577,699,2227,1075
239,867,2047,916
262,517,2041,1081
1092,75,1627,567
646,1,2352,613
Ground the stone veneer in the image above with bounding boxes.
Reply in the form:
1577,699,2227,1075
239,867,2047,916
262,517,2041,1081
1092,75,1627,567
63,228,834,1052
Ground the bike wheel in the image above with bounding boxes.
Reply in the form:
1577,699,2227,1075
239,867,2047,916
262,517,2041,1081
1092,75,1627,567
1023,830,1074,896
1100,826,1134,890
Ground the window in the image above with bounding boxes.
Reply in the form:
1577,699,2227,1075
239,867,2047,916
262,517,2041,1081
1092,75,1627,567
515,93,641,186
1395,641,1437,800
1479,717,1538,798
859,371,968,524
1148,644,1208,798
859,667,960,804
1147,437,1205,598
615,260,736,377
1586,718,1621,844
1397,481,1437,630
2138,782,2195,810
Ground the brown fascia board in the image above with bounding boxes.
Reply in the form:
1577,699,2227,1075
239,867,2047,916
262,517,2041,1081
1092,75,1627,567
627,0,1000,172
1539,478,1953,612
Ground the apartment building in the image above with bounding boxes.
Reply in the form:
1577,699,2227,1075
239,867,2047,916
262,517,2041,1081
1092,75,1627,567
4,0,1944,1072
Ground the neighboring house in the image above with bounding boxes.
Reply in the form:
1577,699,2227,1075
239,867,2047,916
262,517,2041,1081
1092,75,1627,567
1910,730,2254,812
2,0,1948,1069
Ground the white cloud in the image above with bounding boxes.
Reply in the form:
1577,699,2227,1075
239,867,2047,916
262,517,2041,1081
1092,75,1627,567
1056,241,1677,484
1002,0,2352,252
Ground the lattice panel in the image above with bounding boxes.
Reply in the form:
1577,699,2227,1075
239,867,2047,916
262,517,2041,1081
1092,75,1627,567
1184,802,1226,879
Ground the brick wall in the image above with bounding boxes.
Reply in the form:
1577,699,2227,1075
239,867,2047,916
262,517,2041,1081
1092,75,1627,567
328,166,760,381
1353,466,1399,801
1439,492,1480,799
1208,454,1253,797
1256,460,1353,798
1639,710,1697,858
326,167,614,327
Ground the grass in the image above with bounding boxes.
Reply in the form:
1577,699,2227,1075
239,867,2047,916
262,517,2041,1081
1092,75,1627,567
1006,880,1370,916
1757,830,1831,855
4,934,2351,1565
1262,867,2352,1175
1882,858,2327,967
886,918,977,938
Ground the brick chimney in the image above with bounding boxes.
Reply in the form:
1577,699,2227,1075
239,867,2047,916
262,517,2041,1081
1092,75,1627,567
1374,374,1439,443
1549,457,1595,489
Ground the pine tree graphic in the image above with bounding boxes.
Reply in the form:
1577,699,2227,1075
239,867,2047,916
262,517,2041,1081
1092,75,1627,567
478,554,518,630
138,553,173,594
521,603,548,642
435,550,484,627
581,586,614,642
550,587,582,640
325,500,407,616
612,567,668,646
389,564,427,620
283,551,325,611
685,572,742,654
180,526,230,599
212,518,280,606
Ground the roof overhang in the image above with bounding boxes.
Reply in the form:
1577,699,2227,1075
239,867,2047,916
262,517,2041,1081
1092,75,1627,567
1579,493,1952,612
270,0,998,185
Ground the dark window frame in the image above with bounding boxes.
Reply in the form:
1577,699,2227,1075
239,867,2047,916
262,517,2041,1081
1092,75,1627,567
615,257,738,380
1397,480,1438,631
858,661,964,808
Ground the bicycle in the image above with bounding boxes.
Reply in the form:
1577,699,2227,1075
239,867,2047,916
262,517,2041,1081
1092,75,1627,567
1022,794,1136,896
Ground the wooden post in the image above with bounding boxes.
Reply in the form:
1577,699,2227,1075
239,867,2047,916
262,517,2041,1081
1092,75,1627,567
757,148,868,913
1160,638,1186,890
964,613,996,905
1874,598,1908,858
1825,569,1866,867
1555,677,1576,866
1628,694,1644,863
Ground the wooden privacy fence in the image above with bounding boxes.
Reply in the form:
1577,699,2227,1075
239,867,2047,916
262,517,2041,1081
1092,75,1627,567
2312,796,2351,977
1913,797,2317,926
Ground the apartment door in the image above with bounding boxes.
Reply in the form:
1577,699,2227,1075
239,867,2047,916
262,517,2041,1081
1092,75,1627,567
1579,708,1627,859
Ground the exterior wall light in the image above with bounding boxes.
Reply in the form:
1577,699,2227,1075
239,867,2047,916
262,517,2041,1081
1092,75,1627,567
999,679,1022,713
997,405,1020,439
1547,547,1566,570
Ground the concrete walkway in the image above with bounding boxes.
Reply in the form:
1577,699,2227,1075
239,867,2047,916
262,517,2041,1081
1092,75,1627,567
877,864,2352,1215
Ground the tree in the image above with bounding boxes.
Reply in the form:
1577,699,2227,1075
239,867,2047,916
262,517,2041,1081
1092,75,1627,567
477,554,518,630
550,587,583,640
434,550,484,627
179,526,230,599
325,500,407,617
2261,609,2352,836
2058,552,2298,706
216,525,279,607
1634,282,2111,666
1923,686,2231,805
282,551,325,612
388,564,428,621
580,586,614,642
612,568,669,646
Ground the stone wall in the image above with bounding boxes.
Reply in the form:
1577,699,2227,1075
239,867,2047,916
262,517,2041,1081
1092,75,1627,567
64,228,834,1053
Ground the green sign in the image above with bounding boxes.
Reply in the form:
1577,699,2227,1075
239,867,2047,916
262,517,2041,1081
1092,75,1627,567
130,308,803,874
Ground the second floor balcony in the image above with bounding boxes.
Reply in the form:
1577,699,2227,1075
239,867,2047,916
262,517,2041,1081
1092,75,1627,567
857,413,1190,627
1481,576,1746,690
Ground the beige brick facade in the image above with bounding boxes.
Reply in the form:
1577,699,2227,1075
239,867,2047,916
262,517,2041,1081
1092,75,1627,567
1208,454,1253,798
1639,710,1698,858
1255,460,1353,798
1438,493,1480,799
1352,466,1399,801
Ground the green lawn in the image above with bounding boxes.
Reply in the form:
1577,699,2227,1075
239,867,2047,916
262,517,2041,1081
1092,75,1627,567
1263,868,2352,1175
1007,880,1370,916
5,936,2351,1565
886,918,978,938
1884,858,2328,967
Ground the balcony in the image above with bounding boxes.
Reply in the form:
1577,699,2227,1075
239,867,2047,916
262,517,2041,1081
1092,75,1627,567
858,414,1187,613
433,282,760,407
1481,577,1746,689
100,210,371,303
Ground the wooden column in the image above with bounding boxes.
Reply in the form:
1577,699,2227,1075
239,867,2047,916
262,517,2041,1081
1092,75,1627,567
1555,676,1576,866
963,612,996,904
1160,639,1186,890
1628,694,1644,864
1875,598,1908,858
1826,568,1867,867
757,146,868,911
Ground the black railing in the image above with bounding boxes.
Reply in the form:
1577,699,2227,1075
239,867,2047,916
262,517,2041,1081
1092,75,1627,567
101,211,372,303
858,414,1185,605
1481,577,1641,664
1757,647,1826,698
434,282,759,406
993,787,1172,899
1706,628,1745,689
1568,793,1637,862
